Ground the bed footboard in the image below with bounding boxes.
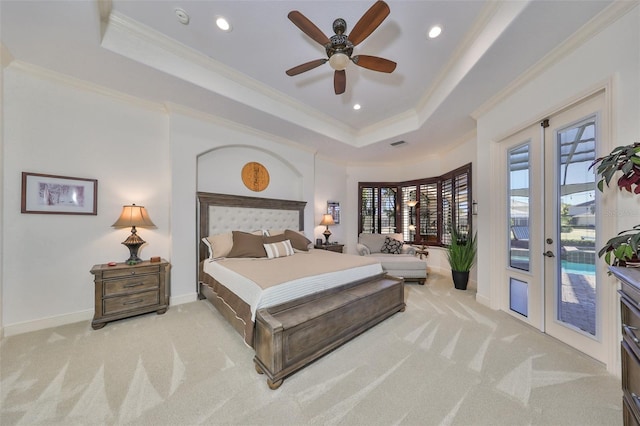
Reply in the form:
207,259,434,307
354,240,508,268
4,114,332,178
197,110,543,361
253,274,405,389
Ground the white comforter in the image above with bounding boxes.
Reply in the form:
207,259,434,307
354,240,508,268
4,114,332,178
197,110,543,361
203,249,383,320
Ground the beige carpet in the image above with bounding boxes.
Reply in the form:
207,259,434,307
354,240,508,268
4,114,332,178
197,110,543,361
0,271,622,425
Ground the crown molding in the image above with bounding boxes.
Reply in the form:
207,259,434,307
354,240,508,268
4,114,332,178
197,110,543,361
102,11,358,144
166,102,317,155
471,0,638,120
8,60,166,112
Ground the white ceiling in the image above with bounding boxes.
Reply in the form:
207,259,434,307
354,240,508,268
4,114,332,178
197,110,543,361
0,0,616,164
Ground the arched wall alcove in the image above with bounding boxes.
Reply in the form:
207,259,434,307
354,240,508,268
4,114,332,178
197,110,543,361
197,145,303,200
169,111,316,303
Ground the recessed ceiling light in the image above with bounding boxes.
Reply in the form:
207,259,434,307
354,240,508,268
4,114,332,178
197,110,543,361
428,26,442,39
216,16,232,32
174,8,190,25
353,104,361,110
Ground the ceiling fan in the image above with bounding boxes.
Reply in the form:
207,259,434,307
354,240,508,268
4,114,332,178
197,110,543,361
285,0,396,95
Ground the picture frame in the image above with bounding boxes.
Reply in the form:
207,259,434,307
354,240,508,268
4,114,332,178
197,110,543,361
21,172,98,215
327,200,340,224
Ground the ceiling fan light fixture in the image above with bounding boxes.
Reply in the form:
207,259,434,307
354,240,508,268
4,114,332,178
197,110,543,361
329,52,350,71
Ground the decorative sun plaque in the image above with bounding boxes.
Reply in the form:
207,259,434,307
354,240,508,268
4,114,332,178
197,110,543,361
241,162,270,192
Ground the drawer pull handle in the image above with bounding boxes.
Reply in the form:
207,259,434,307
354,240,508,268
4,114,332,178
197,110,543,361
623,324,639,344
123,298,144,305
123,282,144,288
130,271,136,275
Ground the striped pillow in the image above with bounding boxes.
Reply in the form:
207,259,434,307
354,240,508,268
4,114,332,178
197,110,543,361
263,240,295,259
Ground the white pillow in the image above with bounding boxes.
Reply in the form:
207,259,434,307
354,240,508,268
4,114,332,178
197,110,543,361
263,240,295,259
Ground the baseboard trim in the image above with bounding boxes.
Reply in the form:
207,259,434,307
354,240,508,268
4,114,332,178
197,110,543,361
2,293,199,338
3,309,94,337
170,292,198,306
475,292,492,308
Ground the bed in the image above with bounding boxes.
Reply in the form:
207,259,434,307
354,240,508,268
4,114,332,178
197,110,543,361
197,192,405,389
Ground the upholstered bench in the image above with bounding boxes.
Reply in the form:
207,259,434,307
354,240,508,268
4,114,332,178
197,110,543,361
356,233,427,285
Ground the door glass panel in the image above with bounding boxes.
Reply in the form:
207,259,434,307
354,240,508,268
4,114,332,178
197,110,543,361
556,116,597,336
510,277,528,317
508,143,531,271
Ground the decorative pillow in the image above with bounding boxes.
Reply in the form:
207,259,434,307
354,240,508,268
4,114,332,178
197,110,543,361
380,236,403,254
263,234,287,244
227,231,267,258
267,229,285,236
263,240,295,259
203,232,234,259
284,229,312,251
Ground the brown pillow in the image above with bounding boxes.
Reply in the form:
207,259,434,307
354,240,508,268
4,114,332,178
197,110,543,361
228,231,267,258
263,234,287,244
284,229,312,251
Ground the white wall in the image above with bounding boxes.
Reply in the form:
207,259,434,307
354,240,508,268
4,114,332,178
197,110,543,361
0,43,11,337
314,157,347,247
1,65,171,334
475,6,640,308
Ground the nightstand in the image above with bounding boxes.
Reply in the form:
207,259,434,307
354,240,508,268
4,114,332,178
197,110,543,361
90,259,170,329
314,244,344,253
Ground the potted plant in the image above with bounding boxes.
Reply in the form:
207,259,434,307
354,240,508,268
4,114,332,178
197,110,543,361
446,228,477,290
590,142,640,265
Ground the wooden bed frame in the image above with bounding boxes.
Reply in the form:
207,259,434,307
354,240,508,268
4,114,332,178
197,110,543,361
197,192,405,389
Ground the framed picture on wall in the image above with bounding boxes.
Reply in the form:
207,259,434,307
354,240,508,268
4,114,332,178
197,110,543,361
327,200,340,224
21,172,98,215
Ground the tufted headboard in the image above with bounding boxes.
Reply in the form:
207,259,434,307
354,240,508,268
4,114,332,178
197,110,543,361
197,192,307,263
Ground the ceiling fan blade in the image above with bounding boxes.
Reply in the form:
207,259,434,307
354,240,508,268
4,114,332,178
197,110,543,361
334,70,346,95
286,59,328,76
288,11,331,46
348,1,390,47
352,55,396,73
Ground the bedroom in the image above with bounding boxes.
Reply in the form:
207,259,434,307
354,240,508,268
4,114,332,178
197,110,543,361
0,0,639,423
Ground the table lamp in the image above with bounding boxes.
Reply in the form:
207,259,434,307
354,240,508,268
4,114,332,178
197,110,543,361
112,204,156,264
319,214,335,244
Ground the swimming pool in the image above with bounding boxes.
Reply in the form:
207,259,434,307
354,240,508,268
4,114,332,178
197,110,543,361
562,260,596,275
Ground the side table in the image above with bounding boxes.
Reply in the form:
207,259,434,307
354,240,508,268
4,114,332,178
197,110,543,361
314,244,344,253
90,259,170,329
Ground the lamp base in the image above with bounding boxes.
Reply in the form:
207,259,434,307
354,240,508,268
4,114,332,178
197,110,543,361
323,229,332,244
122,229,145,265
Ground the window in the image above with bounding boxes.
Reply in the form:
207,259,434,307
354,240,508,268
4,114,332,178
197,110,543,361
358,163,472,245
359,185,397,234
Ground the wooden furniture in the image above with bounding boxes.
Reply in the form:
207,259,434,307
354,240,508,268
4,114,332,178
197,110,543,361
197,192,405,389
254,274,404,389
90,259,170,330
314,243,344,253
610,266,640,425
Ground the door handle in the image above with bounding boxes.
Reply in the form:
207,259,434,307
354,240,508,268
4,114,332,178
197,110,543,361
543,251,555,258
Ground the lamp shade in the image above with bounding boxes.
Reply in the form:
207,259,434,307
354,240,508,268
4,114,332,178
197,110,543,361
112,204,155,228
319,214,335,226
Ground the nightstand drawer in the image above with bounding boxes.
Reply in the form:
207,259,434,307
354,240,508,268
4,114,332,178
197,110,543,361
103,274,159,296
622,339,640,420
104,290,159,315
102,265,159,279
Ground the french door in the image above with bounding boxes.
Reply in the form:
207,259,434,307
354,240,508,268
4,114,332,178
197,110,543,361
501,92,611,364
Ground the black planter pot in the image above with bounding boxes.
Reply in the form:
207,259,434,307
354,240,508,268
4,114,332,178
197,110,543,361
452,270,470,290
